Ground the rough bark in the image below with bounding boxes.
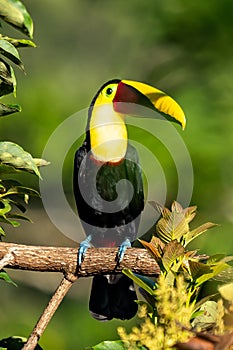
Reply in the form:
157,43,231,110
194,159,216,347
0,242,160,350
0,242,160,276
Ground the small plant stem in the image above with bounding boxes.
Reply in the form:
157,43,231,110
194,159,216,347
22,273,78,350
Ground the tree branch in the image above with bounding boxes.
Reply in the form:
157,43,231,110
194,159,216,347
0,242,160,350
0,242,160,276
22,274,78,350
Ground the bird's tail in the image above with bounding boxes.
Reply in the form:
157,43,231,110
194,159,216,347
89,274,138,321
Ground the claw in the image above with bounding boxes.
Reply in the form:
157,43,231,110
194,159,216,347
118,238,131,263
78,235,92,265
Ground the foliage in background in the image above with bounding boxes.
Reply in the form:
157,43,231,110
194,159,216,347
0,1,232,349
1,0,230,258
92,202,233,349
0,2,48,349
0,0,48,323
0,0,35,116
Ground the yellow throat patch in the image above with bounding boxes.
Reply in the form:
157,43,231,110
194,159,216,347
90,103,127,163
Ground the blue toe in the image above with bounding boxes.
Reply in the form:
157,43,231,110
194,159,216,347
118,238,131,263
78,235,92,265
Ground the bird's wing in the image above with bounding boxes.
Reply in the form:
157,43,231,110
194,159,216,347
124,143,144,216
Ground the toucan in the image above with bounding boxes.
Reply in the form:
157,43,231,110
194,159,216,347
73,79,186,321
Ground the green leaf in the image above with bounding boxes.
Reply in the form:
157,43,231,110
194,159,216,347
0,163,24,175
183,205,197,223
2,185,39,198
0,141,41,177
207,254,226,264
156,202,189,243
0,0,33,38
7,199,26,213
193,293,218,313
0,35,36,48
33,158,50,168
0,39,24,70
0,179,21,187
10,64,16,96
0,58,15,96
0,225,6,236
0,198,11,215
185,222,218,246
0,103,21,116
0,215,20,227
195,262,230,287
188,260,212,282
192,301,218,330
138,289,156,309
7,213,32,222
162,240,185,271
154,203,218,248
123,269,156,295
0,198,30,227
0,270,17,286
90,340,127,350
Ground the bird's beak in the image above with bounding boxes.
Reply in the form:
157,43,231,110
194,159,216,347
113,80,186,130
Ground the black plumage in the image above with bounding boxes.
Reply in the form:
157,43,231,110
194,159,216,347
73,80,144,320
73,137,144,320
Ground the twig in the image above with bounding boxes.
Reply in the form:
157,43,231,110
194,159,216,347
22,273,78,350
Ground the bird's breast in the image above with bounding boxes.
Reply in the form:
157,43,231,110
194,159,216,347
90,104,128,163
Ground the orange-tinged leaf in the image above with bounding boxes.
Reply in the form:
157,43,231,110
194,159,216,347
150,236,165,254
139,238,162,259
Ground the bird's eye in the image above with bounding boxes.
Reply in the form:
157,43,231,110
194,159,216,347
106,87,113,96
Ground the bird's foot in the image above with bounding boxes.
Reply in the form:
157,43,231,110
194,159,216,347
78,235,92,265
118,238,131,263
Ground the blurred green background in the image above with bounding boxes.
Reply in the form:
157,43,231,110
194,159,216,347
1,0,233,349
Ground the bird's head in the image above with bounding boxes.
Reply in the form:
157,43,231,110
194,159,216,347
89,79,186,130
88,79,186,163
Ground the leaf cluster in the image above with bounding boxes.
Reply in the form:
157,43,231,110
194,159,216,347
0,0,35,116
93,202,233,349
0,140,49,238
117,275,192,350
0,177,39,237
0,1,49,239
124,202,231,316
0,1,49,288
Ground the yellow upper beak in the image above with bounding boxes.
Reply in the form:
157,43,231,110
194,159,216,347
119,79,186,130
